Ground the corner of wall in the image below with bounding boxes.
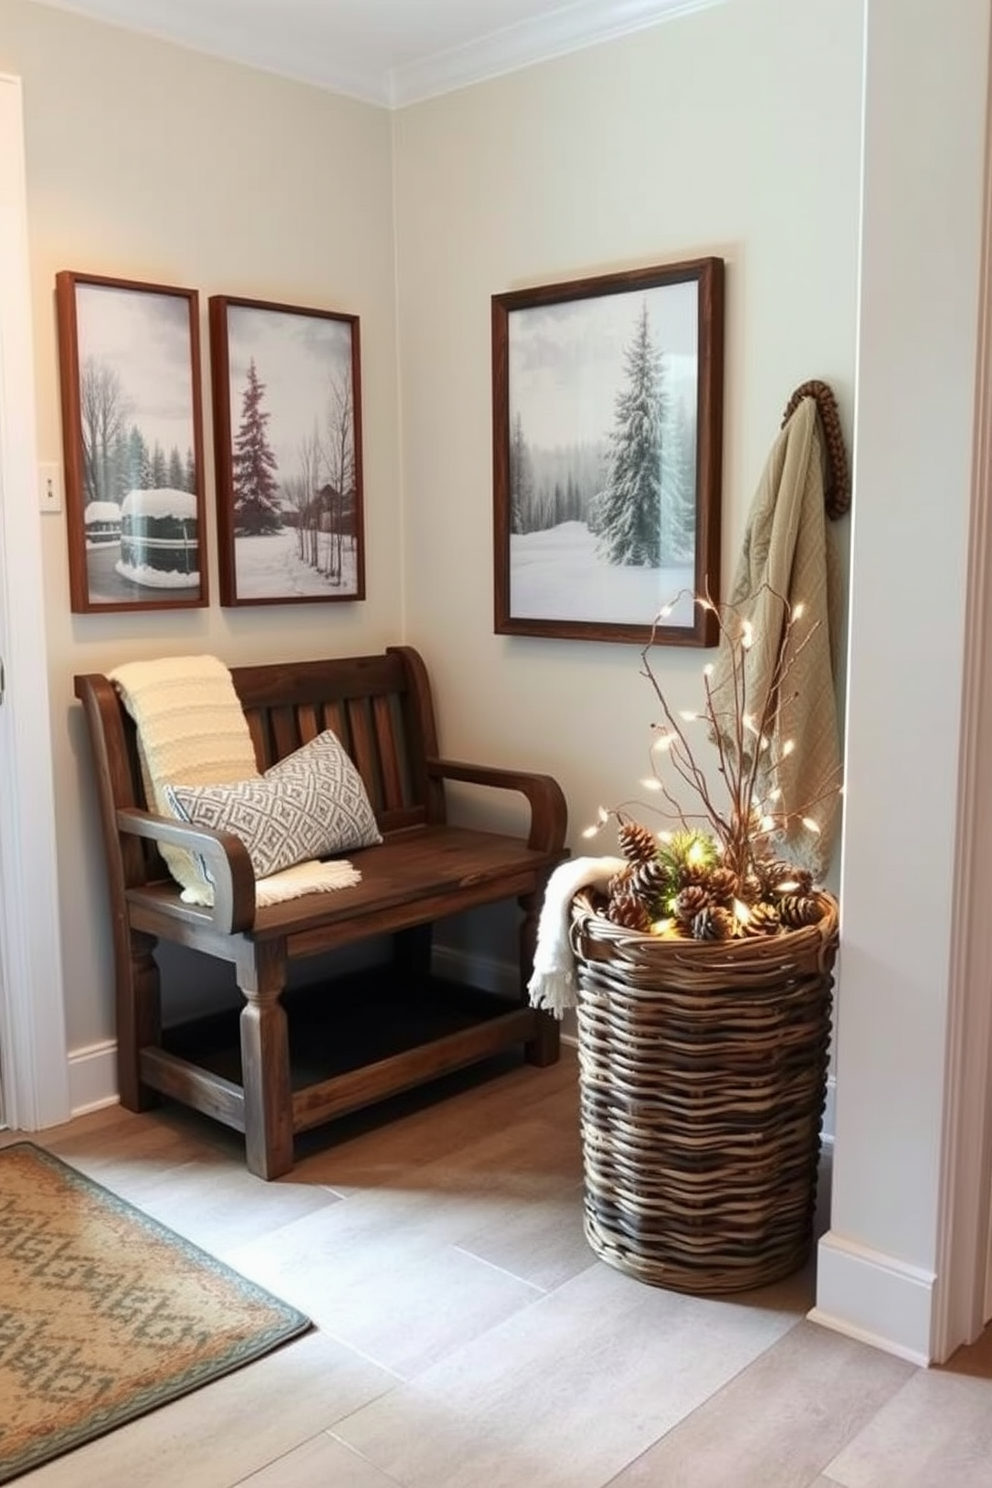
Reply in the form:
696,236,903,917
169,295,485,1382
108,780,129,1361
810,1230,936,1365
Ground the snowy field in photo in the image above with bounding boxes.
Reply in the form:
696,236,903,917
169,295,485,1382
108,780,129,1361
234,529,358,599
510,522,694,626
115,557,198,588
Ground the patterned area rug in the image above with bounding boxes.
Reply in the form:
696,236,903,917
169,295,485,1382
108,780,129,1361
0,1143,311,1483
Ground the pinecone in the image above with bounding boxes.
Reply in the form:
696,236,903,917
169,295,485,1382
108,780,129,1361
691,905,735,941
741,901,782,937
755,858,812,898
607,889,652,932
738,872,762,907
751,857,790,896
705,866,739,905
779,893,824,929
629,858,668,902
617,820,658,865
607,864,634,899
673,884,709,928
680,858,712,889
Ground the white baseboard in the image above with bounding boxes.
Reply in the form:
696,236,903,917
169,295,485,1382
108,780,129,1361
68,1040,119,1116
811,1229,936,1365
431,943,519,996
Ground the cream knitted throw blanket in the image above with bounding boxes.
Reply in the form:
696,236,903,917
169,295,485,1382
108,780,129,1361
708,397,842,877
109,655,360,909
527,856,626,1017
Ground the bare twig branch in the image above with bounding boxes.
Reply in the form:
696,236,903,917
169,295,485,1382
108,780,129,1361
622,581,841,885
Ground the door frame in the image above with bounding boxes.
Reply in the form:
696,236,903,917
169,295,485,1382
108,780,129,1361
0,72,69,1130
932,12,992,1357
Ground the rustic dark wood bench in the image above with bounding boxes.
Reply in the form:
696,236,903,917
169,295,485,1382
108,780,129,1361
75,646,567,1178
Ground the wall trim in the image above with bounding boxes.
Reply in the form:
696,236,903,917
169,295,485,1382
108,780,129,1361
432,943,519,998
68,1040,119,1117
806,1308,930,1370
812,1230,936,1365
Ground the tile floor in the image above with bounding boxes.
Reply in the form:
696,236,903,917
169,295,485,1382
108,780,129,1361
4,1046,990,1487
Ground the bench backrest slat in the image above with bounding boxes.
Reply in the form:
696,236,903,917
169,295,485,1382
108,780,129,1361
373,693,407,812
321,699,349,749
344,696,379,808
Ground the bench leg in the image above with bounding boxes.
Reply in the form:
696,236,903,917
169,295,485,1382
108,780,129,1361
527,1008,561,1067
117,928,162,1111
518,889,561,1067
237,942,294,1180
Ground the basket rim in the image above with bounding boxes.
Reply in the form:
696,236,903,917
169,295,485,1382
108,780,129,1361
570,888,839,969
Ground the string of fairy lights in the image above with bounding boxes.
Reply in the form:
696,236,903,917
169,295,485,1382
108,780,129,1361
580,585,841,939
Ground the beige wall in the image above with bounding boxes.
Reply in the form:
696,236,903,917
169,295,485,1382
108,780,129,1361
392,0,862,860
0,0,863,1064
0,0,402,1051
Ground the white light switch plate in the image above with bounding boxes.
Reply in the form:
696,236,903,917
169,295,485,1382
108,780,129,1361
39,462,62,514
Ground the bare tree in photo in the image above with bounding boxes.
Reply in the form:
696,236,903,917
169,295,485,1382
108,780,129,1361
281,471,307,538
79,355,132,505
322,368,355,585
286,424,323,569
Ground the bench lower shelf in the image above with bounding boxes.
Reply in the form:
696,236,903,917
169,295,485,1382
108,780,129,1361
141,967,551,1146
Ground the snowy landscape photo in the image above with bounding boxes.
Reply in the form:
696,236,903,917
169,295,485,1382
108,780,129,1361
209,297,364,606
55,274,206,612
493,259,724,645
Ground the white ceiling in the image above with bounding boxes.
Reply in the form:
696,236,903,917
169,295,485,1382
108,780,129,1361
25,0,725,107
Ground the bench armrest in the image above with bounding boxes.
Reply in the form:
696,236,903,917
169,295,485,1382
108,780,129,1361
116,806,256,935
426,758,567,855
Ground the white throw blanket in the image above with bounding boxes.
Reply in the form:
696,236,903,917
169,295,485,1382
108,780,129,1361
253,857,361,907
527,856,626,1018
109,654,361,909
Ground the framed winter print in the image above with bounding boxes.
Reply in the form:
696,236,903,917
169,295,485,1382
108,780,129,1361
55,271,207,614
492,256,724,646
209,295,365,606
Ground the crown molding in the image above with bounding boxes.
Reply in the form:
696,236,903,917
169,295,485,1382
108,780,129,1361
389,0,733,108
21,0,735,110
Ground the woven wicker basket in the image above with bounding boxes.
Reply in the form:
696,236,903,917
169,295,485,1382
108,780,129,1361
570,889,840,1295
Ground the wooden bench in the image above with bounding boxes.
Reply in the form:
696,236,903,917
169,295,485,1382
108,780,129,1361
75,646,567,1178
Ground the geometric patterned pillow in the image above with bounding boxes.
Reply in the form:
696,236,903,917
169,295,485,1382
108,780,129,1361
163,730,382,883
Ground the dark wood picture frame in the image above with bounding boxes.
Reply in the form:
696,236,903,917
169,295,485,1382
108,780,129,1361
55,271,207,614
492,257,724,646
209,295,365,607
